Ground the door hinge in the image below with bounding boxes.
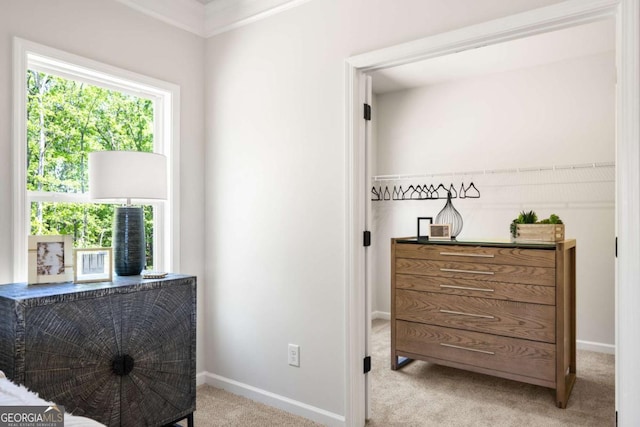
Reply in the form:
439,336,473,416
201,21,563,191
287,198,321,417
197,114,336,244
363,356,371,374
615,237,618,258
364,103,372,121
363,231,371,247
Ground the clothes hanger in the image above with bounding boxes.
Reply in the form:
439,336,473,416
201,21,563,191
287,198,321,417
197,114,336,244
465,182,480,198
418,184,428,199
448,183,458,198
392,185,403,200
428,184,438,199
435,183,449,199
371,186,381,201
383,186,391,200
459,182,466,199
402,185,416,200
410,185,422,200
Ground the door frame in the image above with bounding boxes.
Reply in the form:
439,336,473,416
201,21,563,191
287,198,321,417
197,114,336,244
344,0,639,425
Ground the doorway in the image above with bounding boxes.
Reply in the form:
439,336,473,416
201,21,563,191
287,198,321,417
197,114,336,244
367,17,615,424
345,1,640,426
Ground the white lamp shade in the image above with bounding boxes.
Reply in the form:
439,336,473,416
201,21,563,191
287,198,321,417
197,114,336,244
89,151,167,201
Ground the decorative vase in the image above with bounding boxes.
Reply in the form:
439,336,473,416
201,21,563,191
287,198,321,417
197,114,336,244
113,206,145,276
435,192,463,238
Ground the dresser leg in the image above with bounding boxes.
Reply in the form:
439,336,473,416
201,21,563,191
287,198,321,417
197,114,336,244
187,413,194,427
393,356,413,370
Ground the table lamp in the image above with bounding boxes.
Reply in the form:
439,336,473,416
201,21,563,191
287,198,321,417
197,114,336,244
89,151,167,276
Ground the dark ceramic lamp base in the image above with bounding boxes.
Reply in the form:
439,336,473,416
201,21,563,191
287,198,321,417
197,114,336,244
113,206,145,276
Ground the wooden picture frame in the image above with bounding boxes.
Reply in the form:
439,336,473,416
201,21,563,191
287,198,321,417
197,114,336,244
74,248,113,283
429,224,452,240
28,235,74,284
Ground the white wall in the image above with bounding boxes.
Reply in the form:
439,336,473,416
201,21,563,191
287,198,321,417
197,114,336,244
372,51,615,350
0,0,206,370
203,0,567,422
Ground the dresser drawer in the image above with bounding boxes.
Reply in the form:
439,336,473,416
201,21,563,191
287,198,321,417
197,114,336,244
396,274,555,305
395,244,555,267
395,320,555,383
395,258,555,287
395,289,555,343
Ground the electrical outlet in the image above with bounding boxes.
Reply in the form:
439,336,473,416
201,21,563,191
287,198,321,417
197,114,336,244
288,344,300,367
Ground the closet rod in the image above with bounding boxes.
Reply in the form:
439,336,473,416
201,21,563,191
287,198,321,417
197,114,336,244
372,161,615,182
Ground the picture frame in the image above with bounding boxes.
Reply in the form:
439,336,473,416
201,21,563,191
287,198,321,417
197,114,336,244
429,224,452,240
417,217,433,242
74,248,113,283
28,235,74,284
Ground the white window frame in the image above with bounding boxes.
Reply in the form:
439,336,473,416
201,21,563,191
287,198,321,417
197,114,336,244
12,38,181,282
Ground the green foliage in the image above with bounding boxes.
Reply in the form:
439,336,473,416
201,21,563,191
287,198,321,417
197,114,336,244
517,210,538,224
27,70,156,268
510,211,563,237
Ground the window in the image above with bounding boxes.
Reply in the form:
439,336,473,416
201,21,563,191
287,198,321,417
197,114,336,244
13,38,180,282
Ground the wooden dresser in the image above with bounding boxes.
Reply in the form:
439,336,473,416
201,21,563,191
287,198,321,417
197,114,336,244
391,238,576,408
0,274,196,426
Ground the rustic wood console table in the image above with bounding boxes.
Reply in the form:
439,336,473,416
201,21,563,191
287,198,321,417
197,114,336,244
0,274,196,426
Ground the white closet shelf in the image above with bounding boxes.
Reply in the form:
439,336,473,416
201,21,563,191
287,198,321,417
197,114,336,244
372,161,615,182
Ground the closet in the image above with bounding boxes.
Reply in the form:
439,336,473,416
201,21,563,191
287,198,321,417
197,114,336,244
368,18,616,362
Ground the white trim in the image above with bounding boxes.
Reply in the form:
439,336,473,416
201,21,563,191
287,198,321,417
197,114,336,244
371,311,390,321
112,0,312,38
348,0,617,72
196,371,207,386
12,39,28,283
12,38,181,280
616,0,640,424
344,63,366,427
577,340,616,355
204,0,312,37
345,0,635,425
113,0,206,37
201,372,346,427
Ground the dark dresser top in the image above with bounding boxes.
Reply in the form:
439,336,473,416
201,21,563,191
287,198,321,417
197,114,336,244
0,274,195,305
394,238,558,250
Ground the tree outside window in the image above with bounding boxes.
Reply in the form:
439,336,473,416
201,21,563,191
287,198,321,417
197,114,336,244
26,70,157,268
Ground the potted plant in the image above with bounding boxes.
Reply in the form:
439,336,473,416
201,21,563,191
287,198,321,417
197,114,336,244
510,210,565,242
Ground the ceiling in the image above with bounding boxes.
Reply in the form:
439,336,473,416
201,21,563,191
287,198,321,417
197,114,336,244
371,18,615,94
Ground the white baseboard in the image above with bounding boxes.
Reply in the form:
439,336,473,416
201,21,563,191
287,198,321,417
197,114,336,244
372,311,390,320
196,371,207,386
577,339,615,355
200,372,346,427
371,313,615,355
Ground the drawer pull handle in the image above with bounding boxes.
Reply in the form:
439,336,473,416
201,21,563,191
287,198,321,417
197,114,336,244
439,252,495,258
440,343,495,355
439,309,495,319
440,284,494,292
440,268,495,275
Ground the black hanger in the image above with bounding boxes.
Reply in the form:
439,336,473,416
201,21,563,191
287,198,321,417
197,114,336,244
428,184,438,199
383,186,391,200
371,186,381,201
448,183,458,198
435,183,449,199
465,182,480,198
459,182,466,199
416,184,427,199
410,185,422,200
402,185,415,200
392,185,403,200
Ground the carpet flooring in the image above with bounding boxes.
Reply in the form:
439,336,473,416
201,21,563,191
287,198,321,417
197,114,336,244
187,319,614,426
367,319,615,427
